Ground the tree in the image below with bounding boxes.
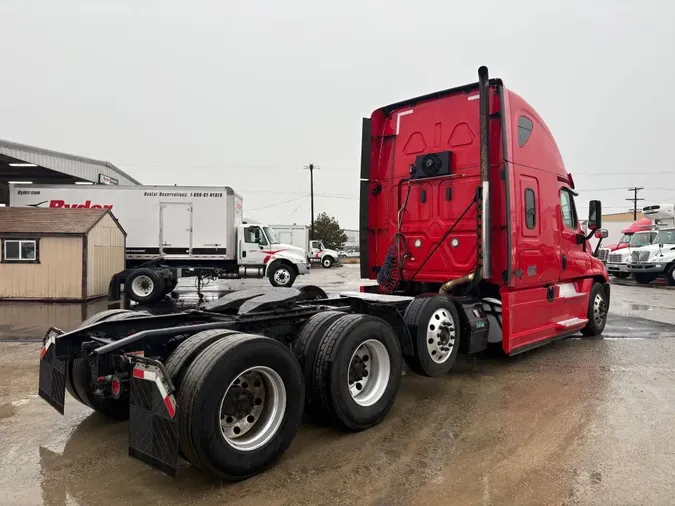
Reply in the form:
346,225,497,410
312,212,348,250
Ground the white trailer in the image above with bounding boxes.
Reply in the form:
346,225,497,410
10,185,310,302
269,224,341,268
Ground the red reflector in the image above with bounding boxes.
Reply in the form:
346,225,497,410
132,369,145,379
39,347,47,359
111,377,121,397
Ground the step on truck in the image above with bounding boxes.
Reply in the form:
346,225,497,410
10,185,310,303
37,66,610,482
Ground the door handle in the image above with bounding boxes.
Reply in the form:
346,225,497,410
547,286,554,302
562,254,567,270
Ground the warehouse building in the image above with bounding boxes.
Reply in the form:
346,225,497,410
0,207,126,301
0,138,140,206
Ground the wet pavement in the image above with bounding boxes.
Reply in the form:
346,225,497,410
2,266,675,505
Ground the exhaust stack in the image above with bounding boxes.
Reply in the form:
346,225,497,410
477,65,491,280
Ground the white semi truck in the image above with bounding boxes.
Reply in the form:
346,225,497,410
10,185,310,302
270,224,341,268
627,204,675,285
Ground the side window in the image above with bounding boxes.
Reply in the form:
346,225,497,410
518,116,533,148
560,190,578,229
3,239,38,262
243,227,259,243
524,188,536,229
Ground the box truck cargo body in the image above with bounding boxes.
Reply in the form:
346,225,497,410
11,185,242,262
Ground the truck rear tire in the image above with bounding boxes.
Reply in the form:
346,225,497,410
311,314,402,432
165,329,240,391
68,309,150,420
321,256,334,269
268,263,296,288
125,268,164,304
634,273,658,284
403,296,461,377
177,334,304,481
293,311,345,414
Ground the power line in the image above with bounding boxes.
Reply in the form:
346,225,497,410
626,187,645,220
246,196,307,212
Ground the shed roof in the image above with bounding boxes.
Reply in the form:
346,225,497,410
0,208,125,235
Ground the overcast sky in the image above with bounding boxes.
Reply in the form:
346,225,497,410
1,0,672,229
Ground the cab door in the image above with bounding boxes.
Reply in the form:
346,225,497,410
558,188,591,282
239,225,269,265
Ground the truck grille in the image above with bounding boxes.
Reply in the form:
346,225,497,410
597,249,609,262
631,251,650,262
608,253,623,263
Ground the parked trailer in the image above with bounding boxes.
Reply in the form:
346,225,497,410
10,185,310,302
270,224,341,268
37,66,610,481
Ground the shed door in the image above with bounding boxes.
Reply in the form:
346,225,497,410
159,202,193,254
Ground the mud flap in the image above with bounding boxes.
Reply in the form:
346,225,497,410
128,360,179,477
38,328,67,414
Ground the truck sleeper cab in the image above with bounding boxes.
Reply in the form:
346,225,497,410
36,66,610,484
360,66,609,355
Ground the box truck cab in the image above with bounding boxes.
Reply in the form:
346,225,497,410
361,66,610,356
309,240,340,268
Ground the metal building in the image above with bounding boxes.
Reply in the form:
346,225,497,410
0,207,126,301
0,138,140,206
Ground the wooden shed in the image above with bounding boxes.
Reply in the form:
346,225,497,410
0,207,126,301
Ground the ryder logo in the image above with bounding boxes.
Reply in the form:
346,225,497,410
27,200,113,209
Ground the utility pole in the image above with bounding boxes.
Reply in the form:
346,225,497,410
304,163,318,239
626,187,644,220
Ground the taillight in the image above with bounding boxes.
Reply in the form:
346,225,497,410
111,376,121,399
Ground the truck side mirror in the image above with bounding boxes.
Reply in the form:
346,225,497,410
588,200,602,230
594,229,609,239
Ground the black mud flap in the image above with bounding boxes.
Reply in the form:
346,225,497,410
38,328,67,415
128,360,179,477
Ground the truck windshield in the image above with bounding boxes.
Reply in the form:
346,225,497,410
619,234,631,244
654,229,675,245
629,232,655,247
263,227,281,244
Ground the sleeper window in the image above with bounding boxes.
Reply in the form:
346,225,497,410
525,188,536,229
518,116,533,148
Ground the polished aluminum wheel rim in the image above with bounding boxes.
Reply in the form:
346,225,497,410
593,293,606,326
426,308,456,364
273,268,291,285
219,366,287,452
131,275,154,297
348,339,390,407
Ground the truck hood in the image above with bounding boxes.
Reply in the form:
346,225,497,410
275,244,307,257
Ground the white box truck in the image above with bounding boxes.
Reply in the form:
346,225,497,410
270,224,341,268
10,185,310,302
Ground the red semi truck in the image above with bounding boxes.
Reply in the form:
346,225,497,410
37,66,609,481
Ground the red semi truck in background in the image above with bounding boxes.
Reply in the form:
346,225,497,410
38,67,610,482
